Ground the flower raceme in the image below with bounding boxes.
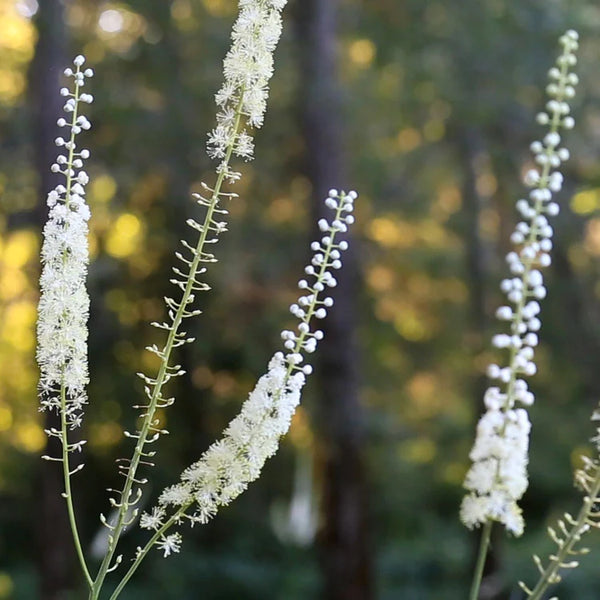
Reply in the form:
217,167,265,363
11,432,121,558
139,190,357,556
460,30,579,536
37,55,94,439
208,0,288,181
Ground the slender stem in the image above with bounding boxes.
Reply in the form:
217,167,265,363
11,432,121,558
60,384,93,588
469,520,493,600
90,95,246,599
526,470,600,600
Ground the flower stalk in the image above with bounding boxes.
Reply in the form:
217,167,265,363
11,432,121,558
461,29,579,598
37,54,94,588
90,1,295,595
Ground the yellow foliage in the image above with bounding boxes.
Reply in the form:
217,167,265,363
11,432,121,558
349,39,376,68
90,173,118,204
14,421,45,453
366,264,395,292
2,301,36,351
368,217,416,248
105,213,143,258
0,406,12,432
0,0,36,105
3,229,37,267
0,572,14,599
89,422,122,449
202,0,234,18
397,128,422,153
0,269,27,300
571,188,600,215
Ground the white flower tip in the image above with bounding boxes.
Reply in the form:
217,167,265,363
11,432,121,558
73,55,86,67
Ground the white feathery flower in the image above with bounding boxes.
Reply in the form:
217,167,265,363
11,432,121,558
461,30,578,535
37,56,94,431
140,506,166,531
157,533,182,558
208,0,288,161
146,191,358,548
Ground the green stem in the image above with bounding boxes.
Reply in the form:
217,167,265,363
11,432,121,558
469,520,493,600
526,469,600,600
90,94,246,599
60,383,93,588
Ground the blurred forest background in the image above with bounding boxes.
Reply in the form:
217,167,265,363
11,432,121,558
2,0,600,598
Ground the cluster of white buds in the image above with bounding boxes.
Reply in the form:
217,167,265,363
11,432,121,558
461,31,578,536
37,55,93,438
139,191,357,555
208,0,287,181
281,189,356,376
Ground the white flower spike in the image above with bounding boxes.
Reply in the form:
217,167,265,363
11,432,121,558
139,191,358,550
37,55,93,437
461,30,579,536
208,0,288,171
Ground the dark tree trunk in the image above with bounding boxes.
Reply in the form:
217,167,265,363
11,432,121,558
294,2,373,599
29,2,75,598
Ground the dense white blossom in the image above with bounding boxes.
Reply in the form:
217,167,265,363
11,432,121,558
37,55,93,431
141,191,357,550
461,30,578,535
207,0,287,165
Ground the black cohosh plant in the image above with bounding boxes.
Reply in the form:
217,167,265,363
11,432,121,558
459,30,600,599
36,2,357,598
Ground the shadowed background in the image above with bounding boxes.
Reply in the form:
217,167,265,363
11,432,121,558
2,0,600,598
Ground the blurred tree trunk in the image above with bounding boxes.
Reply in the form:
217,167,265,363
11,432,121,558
29,2,75,598
294,2,373,599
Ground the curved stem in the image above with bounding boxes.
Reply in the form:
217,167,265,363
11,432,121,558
90,95,246,599
469,520,493,600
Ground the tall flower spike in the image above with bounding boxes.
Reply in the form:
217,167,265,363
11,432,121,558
36,55,94,588
460,30,579,536
123,0,290,483
138,191,357,556
37,54,93,440
92,3,291,590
